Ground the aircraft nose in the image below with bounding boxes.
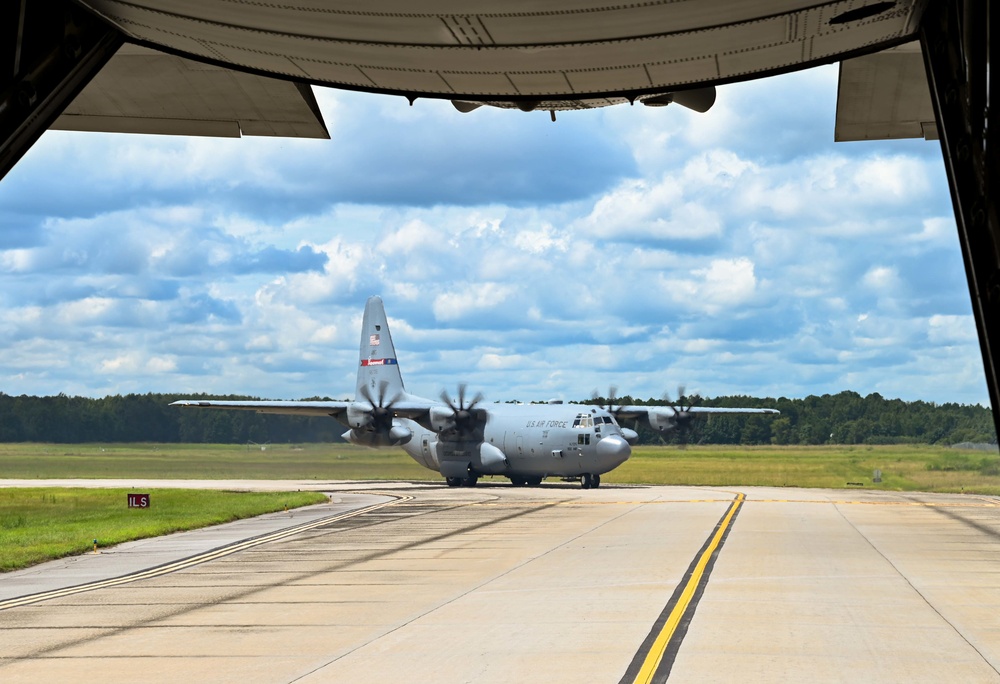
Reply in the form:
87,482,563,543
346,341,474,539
597,434,631,465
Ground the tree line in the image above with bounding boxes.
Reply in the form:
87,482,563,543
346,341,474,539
0,391,993,446
590,391,995,446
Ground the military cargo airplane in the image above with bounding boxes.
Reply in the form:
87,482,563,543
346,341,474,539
172,296,778,488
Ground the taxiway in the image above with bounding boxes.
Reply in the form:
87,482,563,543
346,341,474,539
1,481,999,683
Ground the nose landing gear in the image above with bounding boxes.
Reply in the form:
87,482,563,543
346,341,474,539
580,473,601,489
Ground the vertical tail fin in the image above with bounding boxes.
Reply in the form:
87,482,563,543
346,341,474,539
356,296,406,402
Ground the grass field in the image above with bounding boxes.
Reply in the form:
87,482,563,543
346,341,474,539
613,444,1000,494
0,488,327,571
1,442,999,494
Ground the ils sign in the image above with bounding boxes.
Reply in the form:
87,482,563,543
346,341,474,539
128,493,150,509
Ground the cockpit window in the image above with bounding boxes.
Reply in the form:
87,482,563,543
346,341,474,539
573,413,593,428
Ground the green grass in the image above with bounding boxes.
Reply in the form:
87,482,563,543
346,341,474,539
600,444,1000,495
0,442,432,481
2,442,999,494
0,487,327,572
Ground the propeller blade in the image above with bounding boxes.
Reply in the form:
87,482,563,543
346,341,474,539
594,386,620,413
440,389,457,412
359,384,375,408
467,391,484,410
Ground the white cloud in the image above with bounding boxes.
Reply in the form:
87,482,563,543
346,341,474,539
0,65,985,405
100,352,176,374
433,283,516,322
928,314,977,345
910,216,954,243
0,249,35,272
661,257,758,314
513,224,568,254
862,266,901,293
478,352,524,370
854,155,931,202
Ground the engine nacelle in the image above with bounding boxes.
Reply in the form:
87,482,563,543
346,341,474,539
341,424,412,447
477,442,509,474
647,408,679,434
389,425,413,445
620,427,639,445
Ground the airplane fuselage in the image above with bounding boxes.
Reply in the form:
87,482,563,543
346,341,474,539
399,401,632,482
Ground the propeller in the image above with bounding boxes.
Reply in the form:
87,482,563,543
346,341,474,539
594,385,641,444
344,380,412,447
438,384,485,437
357,380,401,432
663,385,703,447
594,385,634,426
592,385,620,414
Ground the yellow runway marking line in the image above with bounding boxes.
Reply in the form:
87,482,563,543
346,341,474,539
629,492,745,684
0,495,410,611
470,499,736,507
473,498,999,508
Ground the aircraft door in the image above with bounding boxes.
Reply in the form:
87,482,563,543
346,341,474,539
417,435,434,469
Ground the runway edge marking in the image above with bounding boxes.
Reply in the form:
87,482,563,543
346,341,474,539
0,495,411,611
619,492,746,684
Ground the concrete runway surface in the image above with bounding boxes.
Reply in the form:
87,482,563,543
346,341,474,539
1,481,1000,683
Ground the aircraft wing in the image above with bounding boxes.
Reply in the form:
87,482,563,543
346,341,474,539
688,407,779,415
51,44,330,139
170,400,348,417
615,405,780,420
169,397,447,422
615,404,778,435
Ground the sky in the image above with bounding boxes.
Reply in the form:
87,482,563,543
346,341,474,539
0,64,989,406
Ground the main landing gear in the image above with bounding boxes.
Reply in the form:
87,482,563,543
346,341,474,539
580,473,601,489
445,475,478,487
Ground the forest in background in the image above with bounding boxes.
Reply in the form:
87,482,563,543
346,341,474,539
0,391,993,446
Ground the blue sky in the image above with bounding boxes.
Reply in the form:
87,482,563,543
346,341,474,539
0,64,988,405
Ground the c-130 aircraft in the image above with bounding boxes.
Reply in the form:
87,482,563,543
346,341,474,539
173,297,778,488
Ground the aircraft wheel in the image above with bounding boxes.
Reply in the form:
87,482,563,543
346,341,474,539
581,473,593,489
510,476,526,486
445,477,462,487
593,474,601,488
462,475,479,487
526,476,542,486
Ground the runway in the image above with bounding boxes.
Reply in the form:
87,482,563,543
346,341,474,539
2,482,1000,683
